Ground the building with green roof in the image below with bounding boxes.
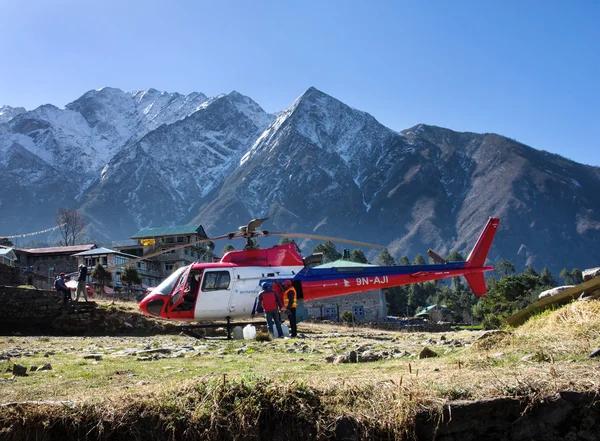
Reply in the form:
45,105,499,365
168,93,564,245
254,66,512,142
113,223,214,286
131,224,207,240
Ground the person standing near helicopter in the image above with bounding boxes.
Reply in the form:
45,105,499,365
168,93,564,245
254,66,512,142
251,282,284,338
283,280,297,338
75,264,88,302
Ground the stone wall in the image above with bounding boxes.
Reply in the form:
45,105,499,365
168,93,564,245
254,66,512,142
0,262,52,289
305,289,387,322
0,262,24,286
0,286,63,328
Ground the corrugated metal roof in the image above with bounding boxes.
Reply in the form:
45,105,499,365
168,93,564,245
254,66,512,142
131,224,206,239
415,304,451,316
314,259,377,269
0,248,16,259
19,244,97,255
71,247,138,259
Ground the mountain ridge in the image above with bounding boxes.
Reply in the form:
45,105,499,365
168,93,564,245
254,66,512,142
2,86,600,275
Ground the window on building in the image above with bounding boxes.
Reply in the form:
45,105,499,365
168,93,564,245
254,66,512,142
323,307,337,320
352,306,365,318
165,237,175,244
165,263,174,272
177,236,185,243
201,271,230,291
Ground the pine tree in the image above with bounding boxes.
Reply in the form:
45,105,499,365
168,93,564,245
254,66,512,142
540,268,556,287
312,241,341,263
559,268,573,285
572,268,583,284
349,249,368,264
398,256,411,266
413,254,426,265
375,248,395,266
447,251,465,262
496,259,516,276
91,263,112,295
121,265,142,296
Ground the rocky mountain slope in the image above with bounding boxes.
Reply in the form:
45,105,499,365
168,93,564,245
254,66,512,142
1,87,599,274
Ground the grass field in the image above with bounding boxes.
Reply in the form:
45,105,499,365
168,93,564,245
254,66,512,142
1,300,599,440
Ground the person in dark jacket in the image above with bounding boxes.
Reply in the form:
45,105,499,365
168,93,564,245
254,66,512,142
251,282,284,338
283,280,297,337
75,264,88,302
54,272,71,306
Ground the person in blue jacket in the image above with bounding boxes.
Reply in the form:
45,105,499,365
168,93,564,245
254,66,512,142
54,272,71,306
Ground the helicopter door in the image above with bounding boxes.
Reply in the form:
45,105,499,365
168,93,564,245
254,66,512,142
195,269,232,319
165,266,192,319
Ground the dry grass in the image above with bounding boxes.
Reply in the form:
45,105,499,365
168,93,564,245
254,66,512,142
1,300,599,440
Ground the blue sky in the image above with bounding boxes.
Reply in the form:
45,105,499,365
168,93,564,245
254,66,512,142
1,0,598,165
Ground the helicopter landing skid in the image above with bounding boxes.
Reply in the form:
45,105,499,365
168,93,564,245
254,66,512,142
180,317,267,340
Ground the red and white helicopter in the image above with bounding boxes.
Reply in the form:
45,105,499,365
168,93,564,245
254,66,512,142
130,217,500,323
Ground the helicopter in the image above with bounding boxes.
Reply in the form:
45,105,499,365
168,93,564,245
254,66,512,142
127,217,500,323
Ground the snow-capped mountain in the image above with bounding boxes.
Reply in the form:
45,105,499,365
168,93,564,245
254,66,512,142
1,86,600,274
78,91,274,237
0,105,26,124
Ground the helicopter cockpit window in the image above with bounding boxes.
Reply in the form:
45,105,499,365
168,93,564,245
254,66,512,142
201,271,230,291
153,267,187,296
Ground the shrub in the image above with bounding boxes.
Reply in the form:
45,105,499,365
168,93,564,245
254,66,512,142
482,314,503,330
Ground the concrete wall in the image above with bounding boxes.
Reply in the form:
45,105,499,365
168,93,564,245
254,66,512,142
0,286,63,327
305,289,387,322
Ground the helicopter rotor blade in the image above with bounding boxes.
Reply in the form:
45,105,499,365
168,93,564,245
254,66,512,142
265,232,383,249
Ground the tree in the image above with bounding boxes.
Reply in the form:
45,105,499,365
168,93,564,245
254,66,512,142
398,256,411,266
279,237,302,254
447,251,465,262
413,254,426,265
375,248,395,266
91,263,112,295
222,244,236,255
472,269,545,325
571,268,583,285
496,259,516,277
55,208,87,246
559,268,573,285
446,251,465,291
540,268,556,287
523,267,539,278
407,283,428,315
121,265,142,295
313,241,341,263
0,238,13,247
349,249,368,264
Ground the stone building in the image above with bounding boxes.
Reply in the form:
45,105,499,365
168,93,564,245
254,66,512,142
304,260,388,322
13,244,97,286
